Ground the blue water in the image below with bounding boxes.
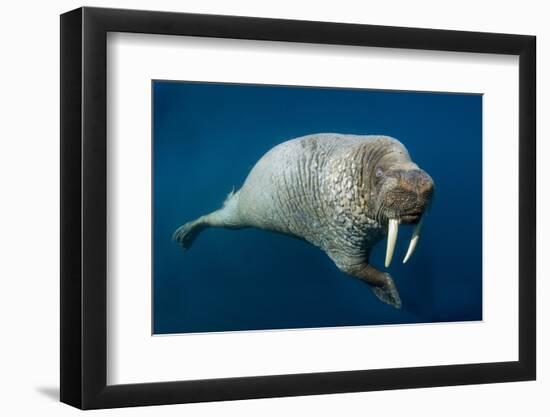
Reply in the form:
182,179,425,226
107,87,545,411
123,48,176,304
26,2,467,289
153,81,482,334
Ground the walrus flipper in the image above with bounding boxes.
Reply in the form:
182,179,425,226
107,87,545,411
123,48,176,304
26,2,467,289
370,274,402,309
173,189,243,250
342,263,402,309
173,220,208,250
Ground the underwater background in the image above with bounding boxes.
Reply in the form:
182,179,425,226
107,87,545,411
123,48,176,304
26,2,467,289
153,80,482,334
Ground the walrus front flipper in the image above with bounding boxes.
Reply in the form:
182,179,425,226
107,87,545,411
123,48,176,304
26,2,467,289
370,274,401,309
344,263,402,309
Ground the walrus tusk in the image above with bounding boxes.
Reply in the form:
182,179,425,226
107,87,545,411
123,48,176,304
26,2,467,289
403,217,423,264
385,219,399,267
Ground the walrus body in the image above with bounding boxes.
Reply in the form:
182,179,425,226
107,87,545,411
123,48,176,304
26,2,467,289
174,133,434,308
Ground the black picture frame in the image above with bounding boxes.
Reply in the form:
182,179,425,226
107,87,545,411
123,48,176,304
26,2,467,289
60,6,536,410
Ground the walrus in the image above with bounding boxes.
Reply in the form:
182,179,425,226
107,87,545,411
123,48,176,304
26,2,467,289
173,133,434,308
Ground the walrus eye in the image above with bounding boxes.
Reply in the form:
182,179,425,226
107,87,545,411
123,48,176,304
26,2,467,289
375,167,384,178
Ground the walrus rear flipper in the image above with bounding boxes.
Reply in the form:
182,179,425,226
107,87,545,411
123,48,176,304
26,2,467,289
173,219,208,250
173,189,242,250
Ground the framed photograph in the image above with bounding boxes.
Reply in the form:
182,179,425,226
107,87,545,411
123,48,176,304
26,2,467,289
60,6,536,409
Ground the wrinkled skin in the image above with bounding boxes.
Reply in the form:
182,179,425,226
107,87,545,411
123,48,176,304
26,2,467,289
174,133,434,308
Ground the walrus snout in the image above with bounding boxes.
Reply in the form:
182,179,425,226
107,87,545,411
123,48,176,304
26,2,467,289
379,167,434,268
395,169,434,197
383,168,434,223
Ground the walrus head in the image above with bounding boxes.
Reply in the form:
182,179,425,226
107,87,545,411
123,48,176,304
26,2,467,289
366,138,435,267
